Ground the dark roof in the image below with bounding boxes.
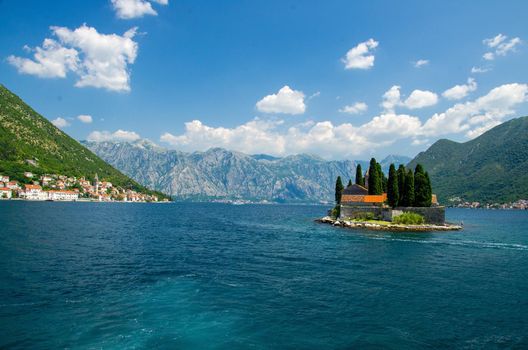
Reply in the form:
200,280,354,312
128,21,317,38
342,184,368,195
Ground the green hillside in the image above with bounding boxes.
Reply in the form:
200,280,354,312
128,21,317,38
408,116,528,203
0,84,169,199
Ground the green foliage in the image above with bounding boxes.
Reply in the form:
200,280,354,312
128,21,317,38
407,116,528,202
397,164,406,205
392,212,425,225
387,164,399,207
331,205,341,219
401,169,415,207
347,179,353,187
368,158,383,195
355,164,364,186
0,84,169,200
413,164,432,207
352,211,377,221
335,176,344,204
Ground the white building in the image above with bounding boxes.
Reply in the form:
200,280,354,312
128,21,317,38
22,184,47,200
48,190,79,201
0,188,12,199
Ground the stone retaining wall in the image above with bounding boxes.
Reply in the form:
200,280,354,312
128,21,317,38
339,205,446,224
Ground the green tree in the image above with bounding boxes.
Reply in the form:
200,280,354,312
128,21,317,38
378,163,387,193
397,165,406,205
413,164,431,207
347,179,353,187
402,169,415,207
335,176,344,204
425,171,433,206
387,164,399,207
368,158,383,195
355,164,364,186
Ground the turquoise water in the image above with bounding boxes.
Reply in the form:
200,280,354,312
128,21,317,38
0,202,527,349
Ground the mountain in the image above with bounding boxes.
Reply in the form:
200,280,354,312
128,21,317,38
0,84,168,199
84,140,411,203
408,116,528,203
83,140,357,202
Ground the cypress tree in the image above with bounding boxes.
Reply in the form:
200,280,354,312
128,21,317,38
347,179,353,187
414,172,428,206
402,169,415,207
387,164,399,207
368,158,383,195
335,176,344,204
378,163,387,193
355,164,364,186
424,171,432,207
397,165,406,205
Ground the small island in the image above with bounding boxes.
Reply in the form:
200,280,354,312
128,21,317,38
318,159,462,232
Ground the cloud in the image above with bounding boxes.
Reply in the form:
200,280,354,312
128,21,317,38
413,59,429,68
87,129,141,142
339,102,368,115
8,39,79,78
442,78,477,100
256,86,306,115
8,25,138,92
77,114,93,123
111,0,168,19
403,90,438,109
471,66,490,74
160,114,421,159
421,83,528,137
482,34,522,60
342,39,379,70
381,86,438,112
51,117,70,128
159,83,528,159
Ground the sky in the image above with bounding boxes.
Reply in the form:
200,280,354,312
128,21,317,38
1,0,527,160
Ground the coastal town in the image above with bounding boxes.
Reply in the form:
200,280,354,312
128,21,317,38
449,199,528,210
0,172,165,202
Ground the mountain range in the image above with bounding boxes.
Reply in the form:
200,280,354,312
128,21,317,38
409,116,528,203
0,84,168,199
84,140,410,203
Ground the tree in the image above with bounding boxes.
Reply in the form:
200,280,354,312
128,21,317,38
387,164,399,207
335,176,344,204
347,179,353,187
355,164,364,186
368,158,382,195
379,163,387,193
397,165,406,205
413,164,430,207
402,169,415,207
425,171,433,206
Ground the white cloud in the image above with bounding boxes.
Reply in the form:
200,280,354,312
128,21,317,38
77,114,93,123
160,114,420,159
413,59,429,68
339,102,368,115
471,66,490,74
342,39,379,70
87,129,141,142
442,78,477,100
421,83,528,137
159,83,528,159
381,86,438,111
51,117,70,128
111,0,168,19
256,86,306,115
483,34,507,48
403,90,438,109
8,39,79,78
482,34,522,60
8,25,138,92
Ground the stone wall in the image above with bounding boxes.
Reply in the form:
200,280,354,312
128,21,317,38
340,205,446,224
392,206,446,225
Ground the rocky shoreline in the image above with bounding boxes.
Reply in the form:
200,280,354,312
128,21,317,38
316,216,463,232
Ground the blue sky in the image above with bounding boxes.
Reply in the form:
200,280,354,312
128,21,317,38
1,0,527,159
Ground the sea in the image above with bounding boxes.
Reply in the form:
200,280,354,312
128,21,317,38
0,201,527,349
